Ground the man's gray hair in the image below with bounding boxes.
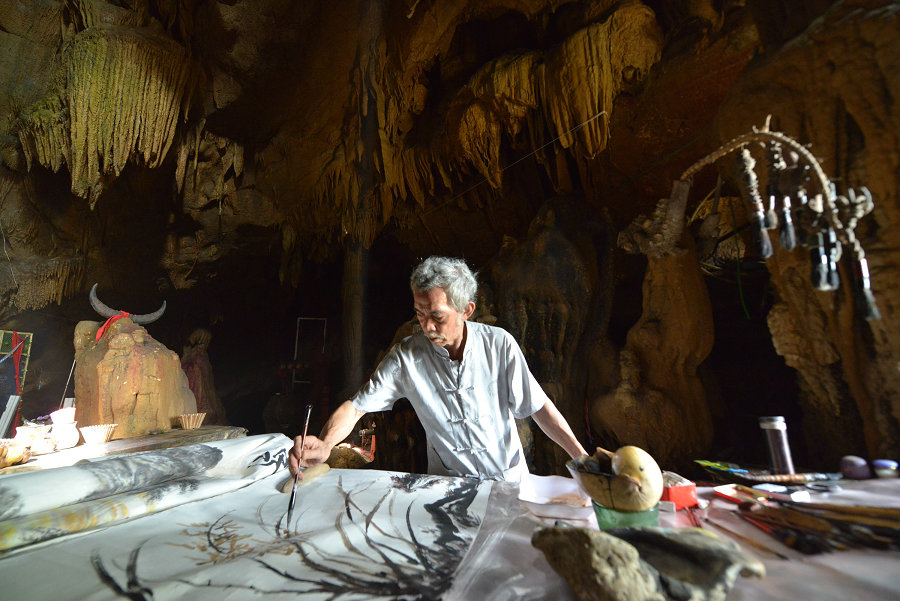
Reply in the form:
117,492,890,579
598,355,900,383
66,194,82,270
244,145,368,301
410,256,478,313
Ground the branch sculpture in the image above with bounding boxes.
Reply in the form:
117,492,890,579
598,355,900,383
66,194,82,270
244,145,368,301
620,117,880,320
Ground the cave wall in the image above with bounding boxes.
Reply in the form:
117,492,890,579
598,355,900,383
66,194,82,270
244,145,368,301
715,1,900,465
0,0,897,475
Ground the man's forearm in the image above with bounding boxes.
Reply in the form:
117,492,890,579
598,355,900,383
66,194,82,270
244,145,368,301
320,400,366,447
532,400,588,459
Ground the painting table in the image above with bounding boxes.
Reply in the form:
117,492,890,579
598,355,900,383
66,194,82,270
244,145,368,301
448,476,900,601
2,433,898,601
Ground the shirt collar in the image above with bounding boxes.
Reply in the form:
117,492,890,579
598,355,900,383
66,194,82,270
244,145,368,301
424,321,473,362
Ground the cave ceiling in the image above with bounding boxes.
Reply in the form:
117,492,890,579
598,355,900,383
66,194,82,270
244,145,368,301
0,0,744,305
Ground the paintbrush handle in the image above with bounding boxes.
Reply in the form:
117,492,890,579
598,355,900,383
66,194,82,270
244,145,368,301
707,517,790,560
286,404,313,528
298,404,312,465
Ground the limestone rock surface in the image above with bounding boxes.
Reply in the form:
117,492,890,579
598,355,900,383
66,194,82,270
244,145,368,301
74,318,198,437
532,525,765,601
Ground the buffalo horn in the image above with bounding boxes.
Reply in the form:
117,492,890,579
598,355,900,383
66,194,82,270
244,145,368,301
89,283,167,324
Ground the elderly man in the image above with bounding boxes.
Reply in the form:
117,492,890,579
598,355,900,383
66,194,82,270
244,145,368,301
289,255,587,481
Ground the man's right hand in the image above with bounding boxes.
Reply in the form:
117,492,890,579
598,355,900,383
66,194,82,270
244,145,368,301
287,400,366,479
289,435,332,479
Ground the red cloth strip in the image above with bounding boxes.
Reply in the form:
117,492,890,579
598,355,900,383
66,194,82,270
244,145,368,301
95,312,130,341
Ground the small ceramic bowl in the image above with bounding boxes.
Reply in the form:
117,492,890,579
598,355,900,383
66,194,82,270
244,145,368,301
50,407,77,424
29,436,57,455
179,412,206,430
872,459,898,478
52,421,79,450
13,423,51,446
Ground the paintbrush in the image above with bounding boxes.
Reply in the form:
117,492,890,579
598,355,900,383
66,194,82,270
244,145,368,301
707,516,791,560
286,404,313,528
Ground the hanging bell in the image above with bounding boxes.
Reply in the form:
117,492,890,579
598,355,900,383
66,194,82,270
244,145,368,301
778,197,797,251
749,201,773,259
851,256,881,320
764,194,779,230
824,227,841,290
809,230,837,291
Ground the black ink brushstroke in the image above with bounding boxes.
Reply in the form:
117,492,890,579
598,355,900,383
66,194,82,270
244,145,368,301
108,473,485,600
0,486,22,521
92,545,154,600
77,445,223,502
139,477,203,504
250,448,289,474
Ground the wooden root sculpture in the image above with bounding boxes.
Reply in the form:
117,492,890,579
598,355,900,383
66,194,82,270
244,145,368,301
567,445,664,512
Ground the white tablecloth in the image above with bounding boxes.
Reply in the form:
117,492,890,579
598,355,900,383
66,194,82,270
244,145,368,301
448,475,900,601
3,440,898,601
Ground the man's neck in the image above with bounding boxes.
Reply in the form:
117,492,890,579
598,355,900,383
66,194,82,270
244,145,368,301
447,321,468,361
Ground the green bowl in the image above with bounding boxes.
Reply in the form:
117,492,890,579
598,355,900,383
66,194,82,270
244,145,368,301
593,501,659,530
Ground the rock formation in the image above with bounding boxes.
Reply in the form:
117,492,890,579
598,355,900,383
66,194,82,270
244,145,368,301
74,317,197,437
532,525,765,601
181,328,228,425
714,0,900,464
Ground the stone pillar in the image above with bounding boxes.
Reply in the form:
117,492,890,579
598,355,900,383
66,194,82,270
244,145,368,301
341,241,367,399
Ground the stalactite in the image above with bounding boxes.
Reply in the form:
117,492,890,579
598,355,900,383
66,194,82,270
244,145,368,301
65,0,147,31
395,142,457,208
175,126,192,194
538,25,613,157
295,2,660,248
18,92,70,175
176,128,242,209
469,51,540,111
457,103,502,187
408,2,660,210
232,142,244,179
18,25,197,207
452,2,661,192
12,256,85,310
456,51,540,186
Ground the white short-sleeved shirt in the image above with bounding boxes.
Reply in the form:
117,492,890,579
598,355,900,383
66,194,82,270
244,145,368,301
351,321,548,481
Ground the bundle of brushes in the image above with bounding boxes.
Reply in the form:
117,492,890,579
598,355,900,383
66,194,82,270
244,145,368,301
737,498,900,554
678,116,881,321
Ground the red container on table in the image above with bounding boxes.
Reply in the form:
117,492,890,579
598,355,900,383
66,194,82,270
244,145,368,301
661,471,698,510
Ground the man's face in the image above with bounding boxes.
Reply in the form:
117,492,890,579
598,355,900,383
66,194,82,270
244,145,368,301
413,287,470,352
